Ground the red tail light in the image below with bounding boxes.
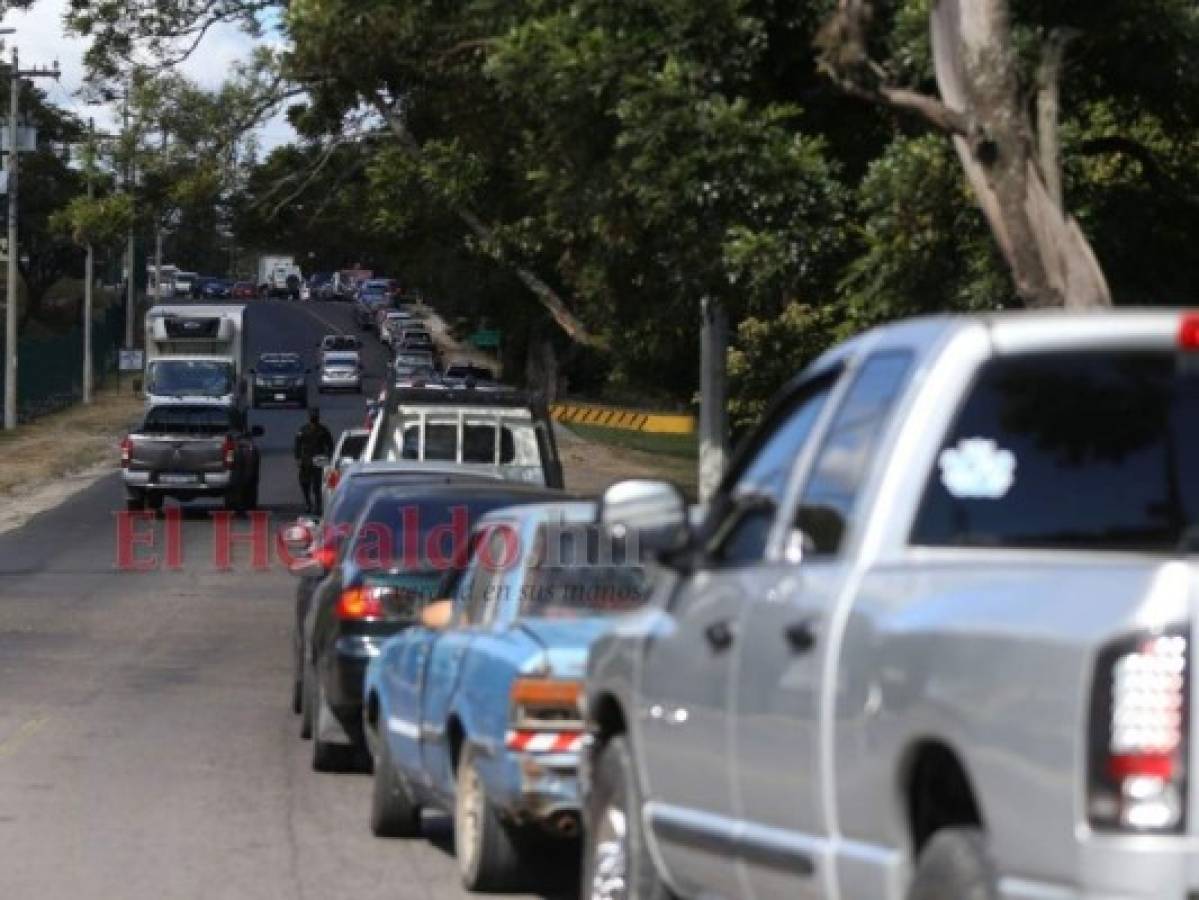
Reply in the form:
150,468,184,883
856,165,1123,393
120,436,132,468
336,586,384,620
1089,627,1189,832
1180,313,1199,349
314,545,337,570
326,468,340,490
222,436,236,469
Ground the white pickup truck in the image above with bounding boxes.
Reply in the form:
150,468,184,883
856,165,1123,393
582,310,1199,900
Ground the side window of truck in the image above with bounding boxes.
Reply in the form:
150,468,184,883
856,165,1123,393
707,374,838,567
794,351,914,556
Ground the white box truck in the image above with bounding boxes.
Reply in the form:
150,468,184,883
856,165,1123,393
256,255,303,299
142,304,247,410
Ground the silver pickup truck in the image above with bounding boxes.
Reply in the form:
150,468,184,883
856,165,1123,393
121,403,263,512
581,311,1199,900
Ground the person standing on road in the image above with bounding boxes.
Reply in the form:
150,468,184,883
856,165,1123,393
294,408,334,514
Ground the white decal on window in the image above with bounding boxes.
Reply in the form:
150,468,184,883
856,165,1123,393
938,438,1016,499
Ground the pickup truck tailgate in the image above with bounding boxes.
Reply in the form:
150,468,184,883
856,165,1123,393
128,434,226,473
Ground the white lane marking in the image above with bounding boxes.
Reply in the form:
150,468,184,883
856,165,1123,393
0,716,49,760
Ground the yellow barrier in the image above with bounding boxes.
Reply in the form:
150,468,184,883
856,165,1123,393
551,402,696,435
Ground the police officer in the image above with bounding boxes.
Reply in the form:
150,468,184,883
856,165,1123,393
294,408,334,514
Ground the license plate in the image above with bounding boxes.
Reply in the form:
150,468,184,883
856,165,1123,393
274,393,286,400
159,473,199,485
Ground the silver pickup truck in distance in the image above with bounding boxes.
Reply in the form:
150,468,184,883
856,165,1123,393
581,310,1199,900
122,403,263,513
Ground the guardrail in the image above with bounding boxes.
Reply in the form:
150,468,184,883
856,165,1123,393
550,401,696,435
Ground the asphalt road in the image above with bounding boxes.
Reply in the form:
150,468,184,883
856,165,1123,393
0,301,571,900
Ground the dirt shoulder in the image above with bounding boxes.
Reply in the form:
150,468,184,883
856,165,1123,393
558,424,697,497
0,386,144,534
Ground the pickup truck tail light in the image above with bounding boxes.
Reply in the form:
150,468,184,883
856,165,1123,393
1088,627,1189,833
120,436,132,468
509,678,584,731
221,436,236,469
326,468,340,491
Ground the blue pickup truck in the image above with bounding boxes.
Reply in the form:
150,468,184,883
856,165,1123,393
362,500,647,891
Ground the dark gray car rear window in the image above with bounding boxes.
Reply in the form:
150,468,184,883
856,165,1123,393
912,351,1199,550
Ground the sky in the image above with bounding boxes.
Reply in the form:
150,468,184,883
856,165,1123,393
0,0,297,150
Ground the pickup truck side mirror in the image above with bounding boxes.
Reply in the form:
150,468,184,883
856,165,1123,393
598,479,690,560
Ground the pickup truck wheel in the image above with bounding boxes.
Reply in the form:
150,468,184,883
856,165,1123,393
455,745,525,892
582,735,673,900
370,729,421,837
126,492,145,512
244,479,259,511
907,827,998,900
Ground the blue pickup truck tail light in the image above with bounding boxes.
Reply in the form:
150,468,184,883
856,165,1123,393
221,436,236,469
1088,627,1189,833
120,436,132,468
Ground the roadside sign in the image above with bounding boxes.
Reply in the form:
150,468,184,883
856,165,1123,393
0,125,38,153
119,349,144,372
469,329,502,350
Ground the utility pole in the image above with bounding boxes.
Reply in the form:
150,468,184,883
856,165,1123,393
122,78,135,351
3,45,59,430
698,296,729,504
82,117,95,405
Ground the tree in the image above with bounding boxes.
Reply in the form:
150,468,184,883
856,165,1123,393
815,0,1198,310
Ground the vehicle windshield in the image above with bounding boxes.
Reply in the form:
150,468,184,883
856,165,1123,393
504,524,647,617
912,350,1199,551
324,353,358,367
142,405,235,435
146,360,233,397
257,357,303,374
338,434,368,461
395,364,436,380
347,493,542,570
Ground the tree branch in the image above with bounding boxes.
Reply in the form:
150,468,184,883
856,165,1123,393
370,93,599,347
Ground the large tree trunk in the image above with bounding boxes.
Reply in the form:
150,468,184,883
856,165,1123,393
930,0,1110,309
818,0,1113,310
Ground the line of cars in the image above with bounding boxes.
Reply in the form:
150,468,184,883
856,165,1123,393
287,309,1199,900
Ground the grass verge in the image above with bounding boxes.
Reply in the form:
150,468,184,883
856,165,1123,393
568,424,697,459
0,382,144,496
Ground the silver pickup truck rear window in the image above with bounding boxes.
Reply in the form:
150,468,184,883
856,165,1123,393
913,350,1199,550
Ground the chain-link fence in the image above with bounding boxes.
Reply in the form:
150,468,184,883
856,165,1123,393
0,302,125,422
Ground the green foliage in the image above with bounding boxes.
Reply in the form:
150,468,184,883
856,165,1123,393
35,0,1199,432
727,301,841,435
50,194,134,248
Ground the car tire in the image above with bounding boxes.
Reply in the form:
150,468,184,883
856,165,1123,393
907,827,998,900
244,479,259,511
311,677,354,772
126,492,145,512
299,662,314,739
145,493,164,513
455,745,526,892
370,727,421,838
582,735,674,900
